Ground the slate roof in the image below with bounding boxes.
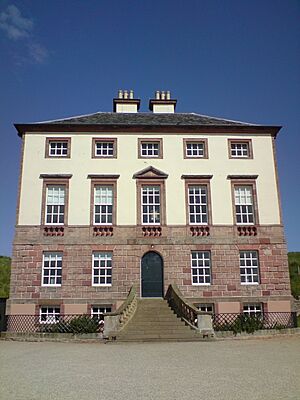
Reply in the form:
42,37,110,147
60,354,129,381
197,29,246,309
39,112,257,127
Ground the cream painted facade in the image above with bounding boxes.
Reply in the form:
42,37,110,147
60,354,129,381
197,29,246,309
18,132,280,226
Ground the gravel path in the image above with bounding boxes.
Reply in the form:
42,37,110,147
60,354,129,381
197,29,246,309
0,337,299,400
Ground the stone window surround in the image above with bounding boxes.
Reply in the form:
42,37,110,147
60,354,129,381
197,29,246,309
40,175,71,227
41,251,63,287
228,139,253,159
45,137,71,158
228,176,259,226
182,175,213,226
92,137,118,158
88,175,119,226
92,251,113,287
239,250,260,285
190,250,212,286
136,179,166,226
183,138,208,159
138,138,163,159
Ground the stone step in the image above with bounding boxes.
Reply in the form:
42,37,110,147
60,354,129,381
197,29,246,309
110,298,208,342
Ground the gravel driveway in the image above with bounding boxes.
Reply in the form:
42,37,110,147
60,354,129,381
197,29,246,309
0,337,299,400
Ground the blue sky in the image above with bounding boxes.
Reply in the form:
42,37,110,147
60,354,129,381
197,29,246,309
0,0,299,255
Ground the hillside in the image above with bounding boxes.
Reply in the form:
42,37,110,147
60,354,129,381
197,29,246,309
288,252,300,299
0,256,11,298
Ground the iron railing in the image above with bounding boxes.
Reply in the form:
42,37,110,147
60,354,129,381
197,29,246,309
212,312,297,332
165,284,202,329
5,314,105,334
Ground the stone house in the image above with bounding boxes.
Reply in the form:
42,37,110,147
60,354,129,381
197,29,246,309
8,90,291,324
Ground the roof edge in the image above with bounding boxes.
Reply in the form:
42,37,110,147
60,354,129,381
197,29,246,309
14,123,282,138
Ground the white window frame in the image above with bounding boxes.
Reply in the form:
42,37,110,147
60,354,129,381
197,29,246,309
91,306,112,321
141,186,161,225
49,141,69,157
197,304,214,313
191,251,211,285
243,304,262,315
188,185,208,225
240,251,260,285
42,252,62,287
94,186,113,225
185,142,205,158
92,252,112,287
39,306,60,324
95,141,115,157
234,186,254,225
230,142,250,158
45,185,65,225
141,142,160,157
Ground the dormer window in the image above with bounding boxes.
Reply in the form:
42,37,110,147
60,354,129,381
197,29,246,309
138,138,163,158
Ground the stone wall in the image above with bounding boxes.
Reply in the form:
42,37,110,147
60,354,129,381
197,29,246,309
7,224,292,314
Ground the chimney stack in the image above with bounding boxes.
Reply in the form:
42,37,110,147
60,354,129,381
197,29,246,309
149,90,177,113
113,89,140,113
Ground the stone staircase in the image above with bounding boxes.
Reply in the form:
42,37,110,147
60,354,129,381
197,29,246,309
110,298,211,342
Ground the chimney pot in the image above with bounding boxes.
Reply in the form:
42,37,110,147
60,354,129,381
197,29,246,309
166,91,171,100
155,90,160,100
123,90,128,99
129,90,134,99
118,90,123,99
161,91,165,100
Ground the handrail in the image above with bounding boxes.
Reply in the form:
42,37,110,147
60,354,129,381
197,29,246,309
106,285,137,317
165,284,204,330
104,285,138,335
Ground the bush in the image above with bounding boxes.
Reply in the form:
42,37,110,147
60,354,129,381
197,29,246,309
215,314,264,335
67,315,100,334
0,256,11,298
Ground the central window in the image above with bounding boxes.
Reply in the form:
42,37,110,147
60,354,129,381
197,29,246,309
45,186,65,225
94,186,113,225
92,252,112,286
188,185,208,224
234,186,254,224
191,251,211,285
42,252,62,286
142,186,161,225
183,139,208,158
138,138,163,158
92,138,117,158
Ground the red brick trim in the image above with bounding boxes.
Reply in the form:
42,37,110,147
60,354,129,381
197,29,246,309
183,138,208,159
92,137,117,158
138,138,163,159
228,138,253,159
45,137,71,158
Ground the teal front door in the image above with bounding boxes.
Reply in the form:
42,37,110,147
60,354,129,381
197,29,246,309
141,252,164,297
